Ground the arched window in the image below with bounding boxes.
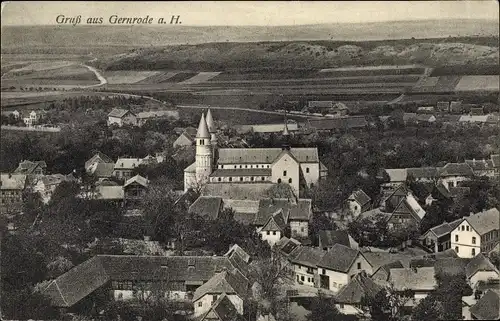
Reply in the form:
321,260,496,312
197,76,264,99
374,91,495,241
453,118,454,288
288,178,292,183
306,167,310,173
218,177,221,182
240,177,243,181
229,177,232,182
278,178,282,183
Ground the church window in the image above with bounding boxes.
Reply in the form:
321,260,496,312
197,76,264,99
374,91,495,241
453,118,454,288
245,165,248,168
218,178,221,182
234,165,237,169
289,178,292,183
240,165,242,168
306,167,310,173
200,140,204,145
267,165,270,168
220,165,223,169
283,170,287,176
278,178,282,183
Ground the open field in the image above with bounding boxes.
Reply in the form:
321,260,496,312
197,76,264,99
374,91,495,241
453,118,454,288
454,76,500,91
2,64,99,87
103,71,161,84
430,64,500,76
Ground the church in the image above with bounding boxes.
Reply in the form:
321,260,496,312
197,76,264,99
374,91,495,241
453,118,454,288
184,110,327,196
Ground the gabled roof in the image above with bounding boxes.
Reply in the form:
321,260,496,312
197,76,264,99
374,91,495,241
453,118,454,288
108,108,134,118
92,163,115,178
372,261,405,281
96,186,124,200
114,158,142,170
464,208,500,236
85,152,113,169
391,198,423,222
260,209,287,232
469,289,500,320
389,267,437,291
124,175,149,188
224,244,251,264
404,194,426,219
254,198,310,226
348,189,371,207
384,169,407,182
317,244,360,272
335,271,383,304
202,183,273,201
216,147,319,164
193,269,248,302
189,196,223,220
465,253,499,279
318,230,356,249
0,174,27,190
200,293,243,321
289,246,326,268
362,252,414,272
275,237,301,256
465,159,495,171
438,163,474,177
196,113,210,138
434,258,469,276
14,160,46,174
423,218,463,238
406,167,439,179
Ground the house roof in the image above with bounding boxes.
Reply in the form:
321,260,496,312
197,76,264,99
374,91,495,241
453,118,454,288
184,162,197,173
317,244,360,272
372,261,405,281
465,159,495,171
275,237,301,256
92,163,115,178
108,108,134,118
124,175,149,188
43,255,244,307
424,218,463,238
389,267,437,291
96,186,124,200
348,189,371,207
459,115,489,123
318,230,355,249
289,246,326,268
464,208,500,236
114,158,142,170
465,253,499,279
254,198,311,226
196,113,210,138
193,269,248,302
404,194,426,220
403,113,417,121
261,209,287,232
469,289,500,320
210,168,272,177
406,167,439,179
438,163,474,177
224,244,251,264
216,147,319,164
385,169,407,182
189,196,223,220
434,258,469,276
335,271,383,304
202,183,273,201
199,293,243,321
13,160,46,174
0,174,27,190
85,152,113,169
391,198,423,222
362,252,414,272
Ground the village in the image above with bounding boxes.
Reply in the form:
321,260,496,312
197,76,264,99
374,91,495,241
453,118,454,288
1,100,499,321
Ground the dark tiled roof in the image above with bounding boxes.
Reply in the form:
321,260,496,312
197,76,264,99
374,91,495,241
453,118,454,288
373,260,405,281
85,152,113,169
202,183,273,201
434,258,469,276
200,293,243,321
349,189,371,207
14,160,46,174
92,163,115,178
406,167,439,179
189,196,223,220
438,163,474,177
275,237,301,256
335,272,383,304
254,198,311,226
318,230,352,248
317,244,359,272
424,218,463,238
469,289,500,320
193,269,249,301
465,253,498,279
464,208,500,236
389,267,437,291
210,168,272,177
217,147,318,164
108,108,134,118
289,246,326,268
261,210,287,232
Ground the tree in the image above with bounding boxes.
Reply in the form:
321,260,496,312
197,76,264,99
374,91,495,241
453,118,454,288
306,292,348,321
411,295,444,321
1,288,59,320
361,287,414,321
309,212,337,245
489,250,500,269
265,183,296,199
434,272,472,320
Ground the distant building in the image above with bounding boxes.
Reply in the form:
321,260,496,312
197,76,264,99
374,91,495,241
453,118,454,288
465,158,496,178
465,253,499,289
346,189,371,217
420,218,463,253
173,127,197,148
107,108,137,127
335,271,383,316
416,106,435,114
469,289,500,320
136,110,179,127
0,173,27,214
389,267,437,302
13,160,47,176
113,158,142,180
436,101,450,112
123,175,149,207
23,110,46,127
318,230,359,251
33,174,77,204
85,152,113,173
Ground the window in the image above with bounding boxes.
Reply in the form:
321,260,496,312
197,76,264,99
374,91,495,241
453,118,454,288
472,237,476,244
307,267,314,274
283,170,287,176
455,246,459,253
261,177,265,181
333,282,338,288
462,226,465,231
198,302,202,307
212,295,218,301
288,178,292,183
234,165,237,169
240,177,243,181
218,177,221,182
229,177,232,182
239,165,242,168
220,165,223,169
308,277,311,283
354,205,358,210
306,167,310,173
278,178,282,183
267,165,270,168
339,304,344,309
266,231,270,235
297,275,300,281
357,262,361,270
472,248,476,256
455,235,459,242
200,139,204,145
273,231,276,235
322,269,326,275
251,177,254,181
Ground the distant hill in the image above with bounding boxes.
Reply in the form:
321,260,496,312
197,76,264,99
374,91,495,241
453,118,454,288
1,19,498,50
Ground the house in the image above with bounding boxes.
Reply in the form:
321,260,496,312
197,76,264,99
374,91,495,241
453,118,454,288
416,106,435,114
185,110,325,195
437,101,450,112
198,293,246,321
123,175,148,206
420,218,463,253
465,158,496,178
450,101,463,114
316,244,372,292
33,174,76,204
173,127,197,148
193,269,249,317
288,246,326,288
88,163,115,180
188,196,224,220
371,261,405,283
438,163,474,190
459,115,489,124
465,253,499,289
318,230,359,251
258,209,288,246
224,244,251,264
380,169,407,190
0,173,27,214
95,186,124,205
41,254,249,311
414,114,437,124
334,271,383,316
23,110,46,127
389,267,437,302
470,107,484,116
13,160,47,176
346,189,371,217
136,110,179,127
451,208,500,258
386,195,426,229
469,289,500,320
85,152,113,173
107,108,137,127
113,158,142,180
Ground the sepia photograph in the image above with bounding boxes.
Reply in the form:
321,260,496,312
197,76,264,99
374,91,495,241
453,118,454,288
0,1,499,320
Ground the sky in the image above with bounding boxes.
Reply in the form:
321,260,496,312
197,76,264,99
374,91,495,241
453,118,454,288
1,1,499,26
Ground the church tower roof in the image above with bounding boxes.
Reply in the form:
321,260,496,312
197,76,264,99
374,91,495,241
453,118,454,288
196,113,210,138
206,109,216,133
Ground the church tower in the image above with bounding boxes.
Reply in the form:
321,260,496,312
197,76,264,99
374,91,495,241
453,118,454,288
205,109,218,162
195,113,213,183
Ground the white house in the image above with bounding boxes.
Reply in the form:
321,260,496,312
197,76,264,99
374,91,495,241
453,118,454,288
258,209,287,246
346,189,371,217
438,163,474,190
113,158,143,180
288,246,326,288
316,244,372,292
450,208,500,258
465,253,499,289
107,108,137,127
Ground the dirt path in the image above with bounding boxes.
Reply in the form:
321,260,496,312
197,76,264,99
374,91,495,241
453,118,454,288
80,64,107,88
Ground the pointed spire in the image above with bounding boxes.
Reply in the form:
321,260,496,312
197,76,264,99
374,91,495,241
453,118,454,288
196,113,210,138
282,110,290,136
206,109,216,133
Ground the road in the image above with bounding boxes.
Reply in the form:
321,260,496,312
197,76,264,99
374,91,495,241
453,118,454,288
80,64,107,88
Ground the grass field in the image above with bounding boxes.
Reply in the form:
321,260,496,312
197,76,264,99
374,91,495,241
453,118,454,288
2,64,99,87
454,76,500,91
104,71,161,84
430,64,500,76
